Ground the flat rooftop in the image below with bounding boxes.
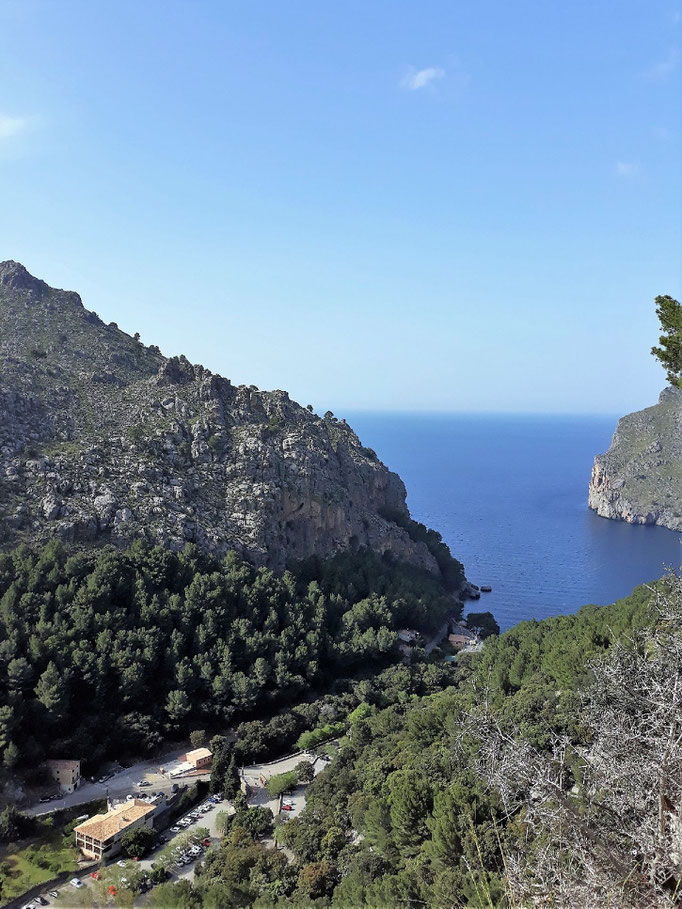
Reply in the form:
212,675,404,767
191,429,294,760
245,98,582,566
186,747,212,762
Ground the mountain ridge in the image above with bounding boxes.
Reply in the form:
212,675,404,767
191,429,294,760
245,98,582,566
0,261,458,578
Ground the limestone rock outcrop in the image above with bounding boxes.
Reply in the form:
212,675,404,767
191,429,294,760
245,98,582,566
588,386,682,531
0,261,448,574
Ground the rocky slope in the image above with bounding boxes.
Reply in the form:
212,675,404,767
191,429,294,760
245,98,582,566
589,386,682,530
0,260,445,573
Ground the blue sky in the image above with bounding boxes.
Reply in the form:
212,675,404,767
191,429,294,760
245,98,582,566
0,0,680,414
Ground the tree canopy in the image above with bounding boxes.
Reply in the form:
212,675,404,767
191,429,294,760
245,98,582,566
651,294,682,386
0,539,462,770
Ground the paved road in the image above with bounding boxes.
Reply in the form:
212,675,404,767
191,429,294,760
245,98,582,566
243,750,330,823
425,619,450,655
24,748,211,817
28,750,333,905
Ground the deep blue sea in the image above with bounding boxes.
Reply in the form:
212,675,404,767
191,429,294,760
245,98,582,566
347,413,681,631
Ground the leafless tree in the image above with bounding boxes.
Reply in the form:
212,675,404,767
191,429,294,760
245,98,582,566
463,573,682,908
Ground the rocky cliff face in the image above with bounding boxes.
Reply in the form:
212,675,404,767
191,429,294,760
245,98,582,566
0,261,442,572
589,386,682,531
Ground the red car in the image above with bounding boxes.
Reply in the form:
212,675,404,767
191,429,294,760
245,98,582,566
202,839,211,847
281,804,293,811
90,872,100,880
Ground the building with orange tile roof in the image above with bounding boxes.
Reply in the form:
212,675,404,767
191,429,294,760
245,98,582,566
74,799,155,860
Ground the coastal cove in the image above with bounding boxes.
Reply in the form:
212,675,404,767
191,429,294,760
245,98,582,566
348,412,681,630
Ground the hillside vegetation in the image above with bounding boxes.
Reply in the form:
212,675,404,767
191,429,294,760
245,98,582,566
145,576,682,908
0,540,461,773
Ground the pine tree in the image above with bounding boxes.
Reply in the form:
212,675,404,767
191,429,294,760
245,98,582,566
651,294,682,386
223,753,241,800
34,661,67,717
388,770,432,852
427,788,462,865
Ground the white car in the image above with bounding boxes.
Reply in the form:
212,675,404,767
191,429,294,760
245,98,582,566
70,878,84,889
170,825,181,833
117,860,127,867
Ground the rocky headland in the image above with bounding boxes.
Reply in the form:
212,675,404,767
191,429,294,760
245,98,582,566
0,260,452,575
588,386,682,530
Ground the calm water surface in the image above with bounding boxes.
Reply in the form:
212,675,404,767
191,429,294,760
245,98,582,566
348,413,681,630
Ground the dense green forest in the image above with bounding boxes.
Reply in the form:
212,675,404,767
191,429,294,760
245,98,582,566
144,576,682,908
0,538,462,772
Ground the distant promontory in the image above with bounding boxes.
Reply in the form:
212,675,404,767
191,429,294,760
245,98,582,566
589,386,682,531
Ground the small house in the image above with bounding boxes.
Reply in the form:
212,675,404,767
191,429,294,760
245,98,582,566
47,759,81,793
184,747,212,770
448,623,478,651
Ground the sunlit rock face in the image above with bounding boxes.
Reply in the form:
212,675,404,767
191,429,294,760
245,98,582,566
0,261,438,572
589,386,682,532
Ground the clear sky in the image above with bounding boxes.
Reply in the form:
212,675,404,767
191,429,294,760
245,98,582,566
0,0,680,414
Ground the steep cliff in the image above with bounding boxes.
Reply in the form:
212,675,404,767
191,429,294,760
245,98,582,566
588,386,682,530
0,261,449,574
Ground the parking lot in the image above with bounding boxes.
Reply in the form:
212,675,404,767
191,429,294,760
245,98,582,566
138,793,231,885
22,749,333,905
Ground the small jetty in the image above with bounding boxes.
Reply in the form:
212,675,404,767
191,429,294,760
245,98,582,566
480,585,492,593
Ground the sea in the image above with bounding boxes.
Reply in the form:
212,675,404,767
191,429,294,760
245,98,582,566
347,413,681,631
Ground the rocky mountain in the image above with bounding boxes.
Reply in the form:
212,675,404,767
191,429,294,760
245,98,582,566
0,260,445,573
589,386,682,530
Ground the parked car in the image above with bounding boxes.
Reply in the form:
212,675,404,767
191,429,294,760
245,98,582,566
48,892,59,899
137,780,151,787
281,804,293,811
36,899,49,907
117,860,127,867
21,903,36,909
158,834,167,843
70,878,84,889
170,825,181,833
202,838,211,847
171,783,179,792
90,871,100,879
